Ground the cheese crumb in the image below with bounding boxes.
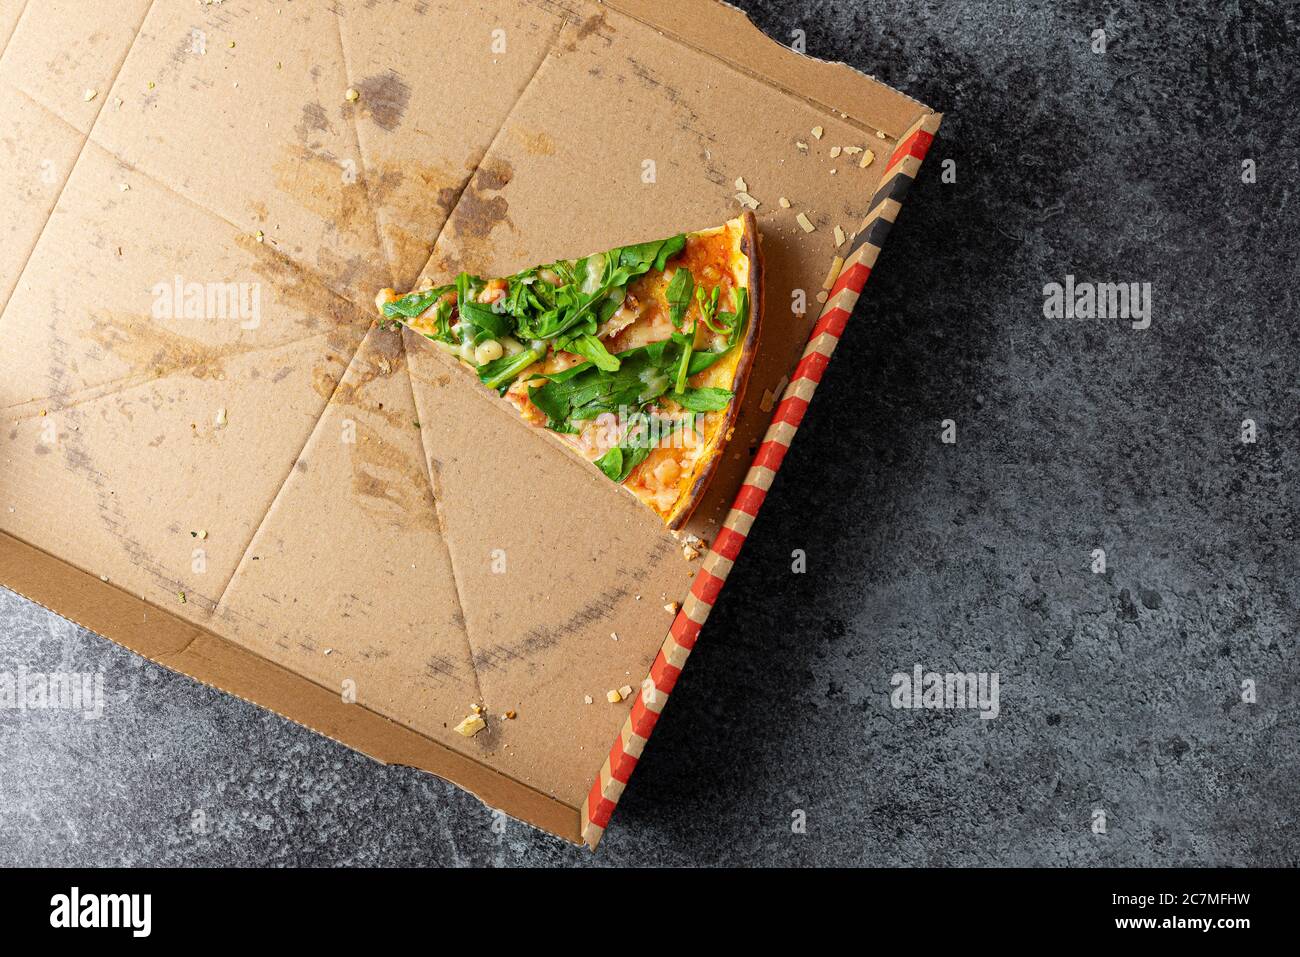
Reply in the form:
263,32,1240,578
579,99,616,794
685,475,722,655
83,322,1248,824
811,125,823,140
823,255,845,290
345,87,360,102
255,229,265,243
877,129,888,140
834,225,846,247
454,714,486,736
796,212,815,233
584,695,593,705
734,191,760,210
843,146,863,155
795,140,809,152
214,407,228,427
860,149,876,168
664,601,680,614
610,631,619,641
619,685,633,699
778,196,791,208
606,689,623,704
829,146,842,158
734,176,747,191
83,89,98,102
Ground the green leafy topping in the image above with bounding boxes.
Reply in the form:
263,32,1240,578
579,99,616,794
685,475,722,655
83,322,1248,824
380,230,750,483
722,286,750,351
382,284,453,319
478,344,547,393
595,413,692,483
669,387,733,412
561,332,620,372
665,267,695,329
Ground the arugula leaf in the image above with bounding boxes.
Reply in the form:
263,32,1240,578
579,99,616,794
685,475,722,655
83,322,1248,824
428,299,456,343
722,286,749,351
458,299,512,343
666,267,698,393
594,413,691,483
665,268,695,328
653,234,687,271
616,233,685,274
687,348,726,376
594,446,627,481
563,333,621,372
382,285,453,319
670,387,733,412
695,284,728,334
529,343,673,429
478,344,547,393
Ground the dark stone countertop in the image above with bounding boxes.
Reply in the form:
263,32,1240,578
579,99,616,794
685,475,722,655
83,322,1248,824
1,0,1295,866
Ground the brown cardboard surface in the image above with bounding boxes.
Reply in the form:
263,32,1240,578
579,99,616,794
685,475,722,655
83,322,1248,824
0,0,935,842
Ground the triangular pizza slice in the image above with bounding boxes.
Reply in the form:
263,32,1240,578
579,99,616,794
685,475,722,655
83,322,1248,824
375,212,762,529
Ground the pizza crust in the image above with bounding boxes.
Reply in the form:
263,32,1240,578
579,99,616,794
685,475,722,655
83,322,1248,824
663,210,762,530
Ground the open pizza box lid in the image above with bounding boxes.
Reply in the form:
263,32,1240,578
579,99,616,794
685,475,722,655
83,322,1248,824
0,0,939,847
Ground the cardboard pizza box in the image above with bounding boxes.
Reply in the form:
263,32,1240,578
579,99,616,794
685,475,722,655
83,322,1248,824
0,0,940,847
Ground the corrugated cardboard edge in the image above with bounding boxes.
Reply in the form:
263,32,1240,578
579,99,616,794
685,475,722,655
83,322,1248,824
0,530,584,843
581,112,943,849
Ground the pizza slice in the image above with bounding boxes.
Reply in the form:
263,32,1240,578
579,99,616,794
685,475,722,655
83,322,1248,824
374,211,762,529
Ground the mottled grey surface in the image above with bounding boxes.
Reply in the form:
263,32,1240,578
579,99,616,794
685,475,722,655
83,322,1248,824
2,0,1296,867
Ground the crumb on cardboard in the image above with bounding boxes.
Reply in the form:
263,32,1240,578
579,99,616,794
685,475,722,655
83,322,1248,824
606,688,622,704
618,685,633,699
823,255,845,290
345,87,360,102
811,125,823,139
829,145,842,158
584,694,594,705
796,212,815,233
735,191,760,209
664,601,680,614
860,149,876,168
734,176,747,191
454,714,486,736
681,534,703,561
795,140,809,152
778,196,791,208
834,225,846,247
